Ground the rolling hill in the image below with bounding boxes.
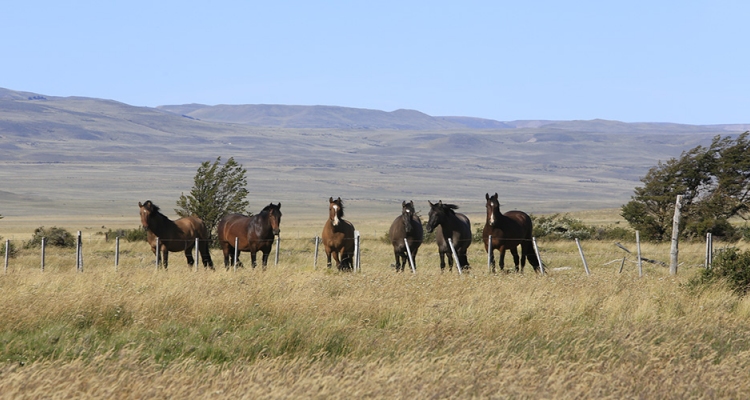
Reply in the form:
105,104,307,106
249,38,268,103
1,87,748,219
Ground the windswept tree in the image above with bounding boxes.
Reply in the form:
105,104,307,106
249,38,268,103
622,132,750,241
175,157,250,239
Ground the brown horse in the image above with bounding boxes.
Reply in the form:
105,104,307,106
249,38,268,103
389,200,423,272
426,200,472,272
217,203,282,270
138,200,214,270
321,197,356,271
482,193,539,273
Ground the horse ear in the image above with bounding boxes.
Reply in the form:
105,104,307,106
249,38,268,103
402,201,406,207
337,197,342,202
428,200,433,207
485,193,489,200
494,192,498,199
438,200,443,206
277,202,281,209
138,202,142,207
329,197,334,203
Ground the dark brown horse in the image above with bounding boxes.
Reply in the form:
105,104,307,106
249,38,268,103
321,197,356,271
138,200,214,270
426,200,472,272
217,203,282,270
482,193,539,273
389,200,423,272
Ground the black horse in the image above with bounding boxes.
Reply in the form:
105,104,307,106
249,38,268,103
388,200,423,272
482,193,539,272
426,200,472,272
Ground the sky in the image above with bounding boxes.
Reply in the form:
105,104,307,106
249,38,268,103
2,1,749,124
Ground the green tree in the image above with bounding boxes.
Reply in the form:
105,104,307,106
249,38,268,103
622,132,750,241
175,157,250,239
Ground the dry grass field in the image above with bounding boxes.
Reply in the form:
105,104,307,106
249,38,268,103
2,212,750,399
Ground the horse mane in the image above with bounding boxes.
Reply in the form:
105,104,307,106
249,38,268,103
332,199,345,217
143,200,161,213
439,203,459,214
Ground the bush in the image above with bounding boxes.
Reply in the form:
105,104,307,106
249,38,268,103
24,226,75,248
0,235,18,258
532,214,595,240
104,227,148,242
689,247,750,296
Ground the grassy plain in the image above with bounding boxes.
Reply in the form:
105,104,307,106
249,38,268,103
2,212,750,398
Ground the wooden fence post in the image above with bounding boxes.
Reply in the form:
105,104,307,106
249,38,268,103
404,238,416,273
447,238,462,275
77,231,83,273
636,231,643,277
313,236,319,269
487,235,492,273
41,237,46,272
670,195,683,275
532,237,545,275
575,238,590,275
4,239,9,273
274,236,280,266
155,237,160,270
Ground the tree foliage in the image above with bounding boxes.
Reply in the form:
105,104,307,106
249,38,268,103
175,157,250,238
622,132,750,241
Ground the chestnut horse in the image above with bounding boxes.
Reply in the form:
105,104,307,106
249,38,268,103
217,203,282,270
426,200,472,272
482,193,539,273
321,197,356,271
138,200,214,270
388,200,423,272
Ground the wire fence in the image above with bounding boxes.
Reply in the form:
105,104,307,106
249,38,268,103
2,229,725,276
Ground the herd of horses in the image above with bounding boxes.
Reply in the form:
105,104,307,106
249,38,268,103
137,193,540,273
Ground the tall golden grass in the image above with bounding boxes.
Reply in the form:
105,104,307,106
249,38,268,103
1,223,750,398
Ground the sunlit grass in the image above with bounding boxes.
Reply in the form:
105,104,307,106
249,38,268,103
2,220,750,397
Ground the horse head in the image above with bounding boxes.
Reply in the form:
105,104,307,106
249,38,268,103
329,197,344,226
426,200,458,233
485,192,502,226
401,200,416,233
265,202,282,235
138,200,159,230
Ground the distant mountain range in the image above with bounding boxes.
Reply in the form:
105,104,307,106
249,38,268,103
156,102,750,133
1,86,749,217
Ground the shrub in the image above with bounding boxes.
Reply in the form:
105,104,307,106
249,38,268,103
532,214,595,240
0,235,18,258
104,227,148,242
689,247,750,296
24,226,75,248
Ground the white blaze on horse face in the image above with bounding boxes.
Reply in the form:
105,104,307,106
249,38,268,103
332,204,339,226
489,202,495,225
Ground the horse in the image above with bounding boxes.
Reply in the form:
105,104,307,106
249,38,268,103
217,203,282,270
482,193,539,273
425,200,472,272
321,197,356,271
388,200,423,272
138,200,214,270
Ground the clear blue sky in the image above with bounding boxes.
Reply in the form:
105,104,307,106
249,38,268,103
2,1,748,124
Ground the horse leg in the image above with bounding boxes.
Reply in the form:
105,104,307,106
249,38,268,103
261,250,270,271
332,250,341,270
498,248,506,271
459,249,469,271
393,250,401,272
250,251,258,269
326,249,333,269
162,248,169,270
201,241,214,270
185,247,195,268
439,251,446,272
221,242,231,270
510,247,521,272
